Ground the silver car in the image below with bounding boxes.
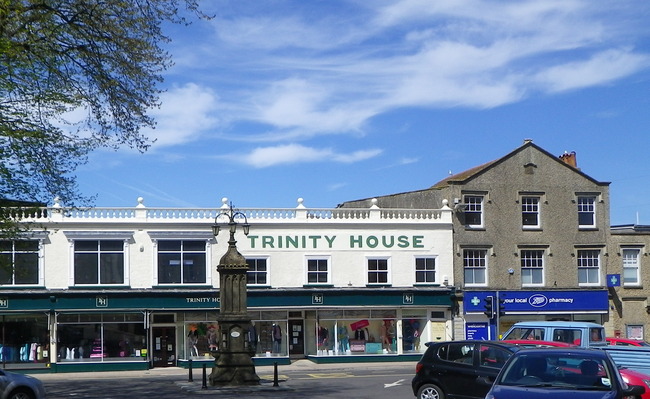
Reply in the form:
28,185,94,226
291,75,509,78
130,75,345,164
0,370,46,399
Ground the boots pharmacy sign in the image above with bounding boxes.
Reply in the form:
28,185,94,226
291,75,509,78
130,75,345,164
464,290,608,314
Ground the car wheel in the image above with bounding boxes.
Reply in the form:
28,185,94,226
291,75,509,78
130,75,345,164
417,383,445,399
7,388,35,399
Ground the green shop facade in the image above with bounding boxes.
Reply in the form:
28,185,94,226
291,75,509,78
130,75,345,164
0,287,453,372
3,198,455,372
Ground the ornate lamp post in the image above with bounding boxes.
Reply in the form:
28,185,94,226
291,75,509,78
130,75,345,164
209,199,260,386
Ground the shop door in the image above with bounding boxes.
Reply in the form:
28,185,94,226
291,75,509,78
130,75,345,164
152,327,176,367
288,320,304,356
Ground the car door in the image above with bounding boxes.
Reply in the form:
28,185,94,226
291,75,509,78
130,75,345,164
439,342,481,399
476,343,515,393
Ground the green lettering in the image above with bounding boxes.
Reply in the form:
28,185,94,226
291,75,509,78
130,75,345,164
325,235,336,248
248,236,258,249
381,236,395,248
286,236,299,248
413,235,424,248
350,235,363,248
366,235,378,248
397,235,410,248
262,236,275,248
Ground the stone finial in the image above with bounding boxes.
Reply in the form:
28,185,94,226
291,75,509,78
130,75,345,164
296,198,306,209
221,197,229,209
370,198,379,209
52,196,61,208
136,197,145,208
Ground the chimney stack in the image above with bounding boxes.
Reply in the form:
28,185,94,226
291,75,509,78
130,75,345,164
559,151,577,168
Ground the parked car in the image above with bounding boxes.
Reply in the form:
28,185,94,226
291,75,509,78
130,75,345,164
484,347,645,399
506,339,650,399
501,321,607,347
503,339,576,348
0,369,46,399
411,340,520,399
607,337,650,347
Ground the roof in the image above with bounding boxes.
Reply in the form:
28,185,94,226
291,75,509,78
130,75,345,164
431,140,610,189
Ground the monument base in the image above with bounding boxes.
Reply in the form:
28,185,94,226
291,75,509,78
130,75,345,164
209,351,260,386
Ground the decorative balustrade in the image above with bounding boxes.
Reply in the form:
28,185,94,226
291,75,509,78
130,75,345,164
8,197,452,224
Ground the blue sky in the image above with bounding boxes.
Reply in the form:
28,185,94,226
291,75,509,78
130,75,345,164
74,0,650,225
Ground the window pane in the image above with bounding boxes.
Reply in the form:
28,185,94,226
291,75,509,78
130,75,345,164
100,253,124,284
158,241,181,251
14,253,39,284
183,253,206,283
100,240,123,251
158,254,181,284
75,253,98,284
75,241,98,251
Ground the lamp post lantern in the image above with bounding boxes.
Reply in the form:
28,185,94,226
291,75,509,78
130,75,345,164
209,199,260,386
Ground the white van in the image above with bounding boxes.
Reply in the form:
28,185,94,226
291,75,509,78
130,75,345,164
501,321,607,347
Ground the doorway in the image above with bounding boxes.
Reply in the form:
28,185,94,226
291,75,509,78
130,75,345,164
152,327,176,367
288,320,304,356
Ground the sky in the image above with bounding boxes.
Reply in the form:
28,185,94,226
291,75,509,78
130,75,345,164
73,0,650,226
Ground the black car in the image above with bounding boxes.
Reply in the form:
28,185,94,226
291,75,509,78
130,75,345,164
411,340,520,399
485,347,645,399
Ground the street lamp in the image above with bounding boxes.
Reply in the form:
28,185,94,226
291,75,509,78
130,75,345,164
208,199,260,386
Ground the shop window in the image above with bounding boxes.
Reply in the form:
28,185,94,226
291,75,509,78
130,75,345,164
415,257,436,284
0,240,40,285
367,258,390,285
463,249,487,286
577,249,600,286
246,258,268,285
0,314,49,365
253,320,286,356
156,240,207,285
57,313,146,361
185,322,220,359
306,257,330,284
73,240,125,285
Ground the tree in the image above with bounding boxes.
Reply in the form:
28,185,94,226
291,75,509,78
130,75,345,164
0,0,207,237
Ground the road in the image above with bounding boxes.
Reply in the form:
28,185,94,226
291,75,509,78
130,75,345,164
37,361,416,399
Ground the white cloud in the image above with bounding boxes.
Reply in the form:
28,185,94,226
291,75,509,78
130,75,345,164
144,83,220,147
230,144,382,168
535,49,650,92
162,1,650,147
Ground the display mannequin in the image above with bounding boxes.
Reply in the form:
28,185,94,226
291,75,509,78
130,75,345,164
272,323,282,353
338,325,349,352
318,326,329,351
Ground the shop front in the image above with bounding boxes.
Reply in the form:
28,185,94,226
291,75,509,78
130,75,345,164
0,286,453,372
461,290,609,340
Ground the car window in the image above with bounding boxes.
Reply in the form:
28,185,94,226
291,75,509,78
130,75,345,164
444,343,474,364
553,328,582,345
500,353,613,389
502,327,545,340
479,344,512,369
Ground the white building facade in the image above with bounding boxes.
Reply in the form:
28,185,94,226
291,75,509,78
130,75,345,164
2,197,454,372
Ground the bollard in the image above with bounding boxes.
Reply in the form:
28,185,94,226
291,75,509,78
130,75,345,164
273,361,279,387
202,364,207,389
188,358,193,382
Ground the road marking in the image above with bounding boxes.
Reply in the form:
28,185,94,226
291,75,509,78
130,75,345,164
307,373,354,378
384,379,404,388
259,374,289,380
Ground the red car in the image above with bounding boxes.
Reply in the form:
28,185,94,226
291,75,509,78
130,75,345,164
607,337,650,347
506,339,650,398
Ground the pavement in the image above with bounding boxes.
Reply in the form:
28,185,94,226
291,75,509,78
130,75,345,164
34,359,417,382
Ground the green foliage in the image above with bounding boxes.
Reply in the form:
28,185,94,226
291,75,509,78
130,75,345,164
0,0,206,238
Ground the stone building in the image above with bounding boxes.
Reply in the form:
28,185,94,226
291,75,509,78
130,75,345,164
340,139,617,340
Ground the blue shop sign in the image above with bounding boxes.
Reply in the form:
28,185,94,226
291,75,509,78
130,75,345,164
464,290,608,313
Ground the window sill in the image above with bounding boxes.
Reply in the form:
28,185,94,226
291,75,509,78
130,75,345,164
522,227,542,231
70,285,131,289
303,284,334,288
622,285,643,289
366,284,392,288
247,285,272,289
414,283,442,287
154,284,213,289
